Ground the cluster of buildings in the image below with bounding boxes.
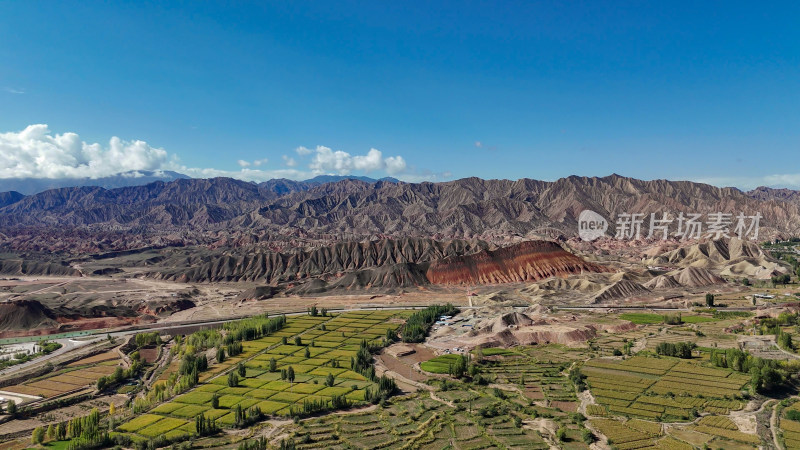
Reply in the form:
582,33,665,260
0,342,41,362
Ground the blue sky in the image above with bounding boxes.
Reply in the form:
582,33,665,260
1,1,799,188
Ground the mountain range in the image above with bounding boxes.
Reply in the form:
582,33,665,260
0,170,191,195
0,174,798,255
0,172,400,195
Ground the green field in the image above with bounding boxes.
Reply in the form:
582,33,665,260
620,312,716,325
420,354,464,373
284,375,555,449
118,311,403,441
475,347,519,356
583,355,749,421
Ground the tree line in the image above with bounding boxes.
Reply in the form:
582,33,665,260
402,304,458,343
655,342,697,359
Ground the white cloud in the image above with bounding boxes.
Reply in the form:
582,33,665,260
308,146,408,176
295,146,313,156
398,169,452,183
237,158,268,168
4,87,25,95
474,140,498,151
0,124,439,184
384,156,407,174
282,155,297,167
694,174,800,190
353,148,384,171
180,166,310,181
0,124,172,179
762,174,800,188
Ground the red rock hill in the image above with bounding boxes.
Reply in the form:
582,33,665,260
426,240,606,285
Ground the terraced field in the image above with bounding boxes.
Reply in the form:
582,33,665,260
583,356,749,421
590,328,650,356
618,313,717,325
288,392,551,450
419,354,464,374
779,400,800,449
1,350,121,398
590,418,679,450
688,416,760,446
118,311,406,442
480,345,590,409
279,343,613,449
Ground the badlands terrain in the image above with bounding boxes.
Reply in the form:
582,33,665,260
0,175,799,449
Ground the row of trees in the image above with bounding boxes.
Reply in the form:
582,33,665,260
307,306,328,317
32,408,109,449
349,338,396,403
194,412,220,436
402,304,458,343
364,375,398,404
447,354,476,378
758,313,798,352
226,341,243,357
569,366,587,391
655,342,697,359
708,348,793,392
184,329,222,352
238,437,269,450
294,394,350,416
96,360,142,392
772,274,792,286
278,366,295,383
222,314,287,343
133,331,161,348
232,404,264,428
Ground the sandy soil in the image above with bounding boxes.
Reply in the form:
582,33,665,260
137,346,159,363
0,390,36,406
578,389,596,415
523,417,559,448
729,413,758,434
376,343,439,392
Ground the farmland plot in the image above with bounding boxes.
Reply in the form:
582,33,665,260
583,356,747,421
2,351,122,398
117,311,402,441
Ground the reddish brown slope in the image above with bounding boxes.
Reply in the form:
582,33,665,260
426,240,606,285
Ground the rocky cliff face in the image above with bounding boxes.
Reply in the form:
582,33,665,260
747,186,800,204
147,238,604,289
644,237,787,279
0,191,24,208
0,300,58,331
426,240,606,285
149,238,488,283
0,258,81,277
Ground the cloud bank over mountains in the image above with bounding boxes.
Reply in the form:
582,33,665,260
0,124,426,183
3,124,800,190
305,146,407,176
0,124,172,179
